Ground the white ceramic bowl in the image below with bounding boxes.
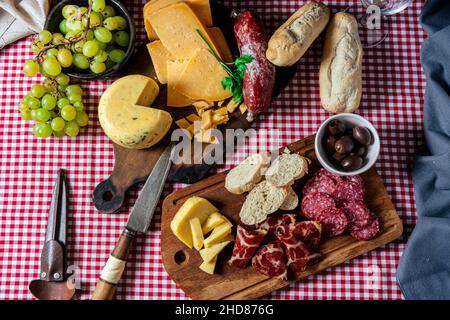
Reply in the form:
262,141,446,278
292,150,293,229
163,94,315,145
315,113,380,176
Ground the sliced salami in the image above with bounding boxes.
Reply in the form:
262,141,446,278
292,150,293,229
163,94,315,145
257,214,296,233
350,215,380,241
303,173,336,196
319,169,344,185
345,175,364,191
315,207,348,237
252,241,288,279
301,192,335,220
340,201,371,229
332,181,364,205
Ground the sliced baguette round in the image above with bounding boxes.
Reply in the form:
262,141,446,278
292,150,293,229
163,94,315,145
279,186,299,210
225,152,271,194
239,180,288,225
265,150,310,187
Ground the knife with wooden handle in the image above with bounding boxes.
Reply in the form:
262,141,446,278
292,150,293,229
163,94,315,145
91,144,174,300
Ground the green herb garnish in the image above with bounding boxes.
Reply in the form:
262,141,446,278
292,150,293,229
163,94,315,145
196,29,253,103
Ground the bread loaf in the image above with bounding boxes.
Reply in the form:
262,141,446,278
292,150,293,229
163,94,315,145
265,149,310,187
266,1,330,67
319,12,363,113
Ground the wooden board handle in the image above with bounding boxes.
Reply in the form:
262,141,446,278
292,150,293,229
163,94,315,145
91,228,136,300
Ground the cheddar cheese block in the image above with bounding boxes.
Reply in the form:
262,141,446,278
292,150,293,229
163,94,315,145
144,0,213,41
98,75,172,149
146,41,174,84
148,2,222,60
175,48,231,101
167,60,195,107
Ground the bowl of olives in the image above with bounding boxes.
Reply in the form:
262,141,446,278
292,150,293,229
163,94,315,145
315,113,380,176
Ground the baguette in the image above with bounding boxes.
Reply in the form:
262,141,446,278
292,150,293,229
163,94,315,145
265,149,310,187
279,186,299,211
266,1,330,67
319,12,363,113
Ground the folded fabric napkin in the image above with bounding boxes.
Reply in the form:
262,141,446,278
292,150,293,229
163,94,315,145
397,0,450,300
0,0,49,49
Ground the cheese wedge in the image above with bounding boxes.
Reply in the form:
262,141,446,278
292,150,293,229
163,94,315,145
167,60,194,107
204,222,232,248
144,0,213,41
171,196,218,248
148,3,222,60
189,217,204,250
199,241,230,262
202,212,226,235
175,48,231,101
98,75,172,149
207,27,233,63
146,41,174,84
199,255,217,274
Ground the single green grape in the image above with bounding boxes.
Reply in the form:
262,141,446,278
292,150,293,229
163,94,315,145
86,29,94,41
55,73,70,86
62,5,77,19
52,33,66,45
59,19,68,34
65,31,78,40
41,94,57,110
35,108,51,122
46,48,59,57
30,84,46,98
114,31,129,47
82,40,99,57
94,27,112,43
103,17,119,31
33,122,53,138
65,84,83,96
21,110,32,121
57,97,70,109
114,16,127,30
73,101,84,111
89,11,103,28
93,50,108,62
75,111,89,127
23,60,39,77
38,30,53,44
39,63,52,78
78,6,88,15
72,53,90,69
61,105,77,121
31,41,43,53
30,109,38,120
90,61,106,74
65,121,80,137
66,17,84,34
102,5,115,18
53,130,66,138
109,49,125,63
51,117,66,132
18,102,29,111
42,56,61,77
68,93,82,104
92,0,106,13
27,96,41,109
57,48,73,68
72,39,86,53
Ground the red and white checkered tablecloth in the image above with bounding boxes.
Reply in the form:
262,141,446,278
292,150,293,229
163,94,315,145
0,0,426,300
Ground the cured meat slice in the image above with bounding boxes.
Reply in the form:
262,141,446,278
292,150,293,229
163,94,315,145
291,221,322,250
345,175,364,191
301,192,335,220
276,224,322,272
302,172,336,196
315,207,348,237
252,241,288,279
349,214,380,241
340,201,371,229
332,181,364,205
228,225,267,268
257,214,296,233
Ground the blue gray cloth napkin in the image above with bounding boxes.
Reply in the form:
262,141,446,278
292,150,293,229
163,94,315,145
396,0,450,300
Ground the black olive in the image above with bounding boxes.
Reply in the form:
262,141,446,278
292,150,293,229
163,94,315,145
355,146,367,157
332,152,346,163
352,126,372,145
327,120,346,136
335,135,354,154
341,155,363,171
324,135,337,153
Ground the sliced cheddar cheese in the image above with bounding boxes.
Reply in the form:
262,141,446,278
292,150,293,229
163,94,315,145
199,241,230,262
175,48,231,101
202,212,226,235
148,3,222,60
146,41,174,84
189,217,204,250
207,27,233,63
204,222,232,248
167,60,194,107
199,256,217,274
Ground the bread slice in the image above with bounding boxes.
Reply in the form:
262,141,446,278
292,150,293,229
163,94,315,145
239,180,288,225
279,186,299,210
225,152,271,194
265,149,310,187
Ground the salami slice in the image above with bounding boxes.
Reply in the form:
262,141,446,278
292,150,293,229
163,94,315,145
332,181,364,205
301,192,335,220
303,173,336,196
345,175,364,191
315,207,348,237
340,201,371,229
350,215,380,241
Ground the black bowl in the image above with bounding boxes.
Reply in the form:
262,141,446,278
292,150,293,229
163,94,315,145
44,0,136,80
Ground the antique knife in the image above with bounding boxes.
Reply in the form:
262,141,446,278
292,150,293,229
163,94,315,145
91,144,173,300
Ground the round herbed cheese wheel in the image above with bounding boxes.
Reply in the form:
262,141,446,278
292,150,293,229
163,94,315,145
301,192,335,220
315,207,348,237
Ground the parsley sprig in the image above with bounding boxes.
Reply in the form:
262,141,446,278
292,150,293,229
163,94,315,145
196,29,253,103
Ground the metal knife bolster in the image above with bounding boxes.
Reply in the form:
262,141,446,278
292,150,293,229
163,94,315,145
126,143,174,234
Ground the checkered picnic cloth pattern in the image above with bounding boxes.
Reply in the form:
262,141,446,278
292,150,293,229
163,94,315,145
0,0,426,300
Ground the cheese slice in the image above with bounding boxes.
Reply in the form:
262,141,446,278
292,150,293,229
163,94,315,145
175,48,231,101
207,27,233,63
98,75,172,149
199,256,217,274
186,113,200,123
189,217,204,250
199,241,230,262
167,60,194,107
148,3,222,60
204,222,232,248
175,118,190,129
144,0,213,41
146,41,174,84
202,212,226,235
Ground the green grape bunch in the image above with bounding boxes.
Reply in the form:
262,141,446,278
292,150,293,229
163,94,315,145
20,0,131,138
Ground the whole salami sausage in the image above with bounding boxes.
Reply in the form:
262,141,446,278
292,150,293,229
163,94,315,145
234,10,276,122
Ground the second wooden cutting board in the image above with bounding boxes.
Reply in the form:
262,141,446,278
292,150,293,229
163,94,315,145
160,135,403,300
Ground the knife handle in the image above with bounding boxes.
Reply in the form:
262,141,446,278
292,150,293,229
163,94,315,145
91,228,136,300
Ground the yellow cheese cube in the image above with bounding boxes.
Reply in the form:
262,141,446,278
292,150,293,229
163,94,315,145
175,48,232,101
239,103,248,113
214,107,228,116
167,60,194,107
199,241,230,262
201,110,213,130
189,217,204,250
226,99,240,113
202,212,226,235
193,101,214,108
186,113,200,123
199,256,217,274
175,118,190,129
170,196,218,248
146,41,174,84
212,114,228,126
204,223,232,248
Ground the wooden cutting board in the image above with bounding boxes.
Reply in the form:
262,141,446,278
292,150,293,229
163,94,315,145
160,135,403,300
